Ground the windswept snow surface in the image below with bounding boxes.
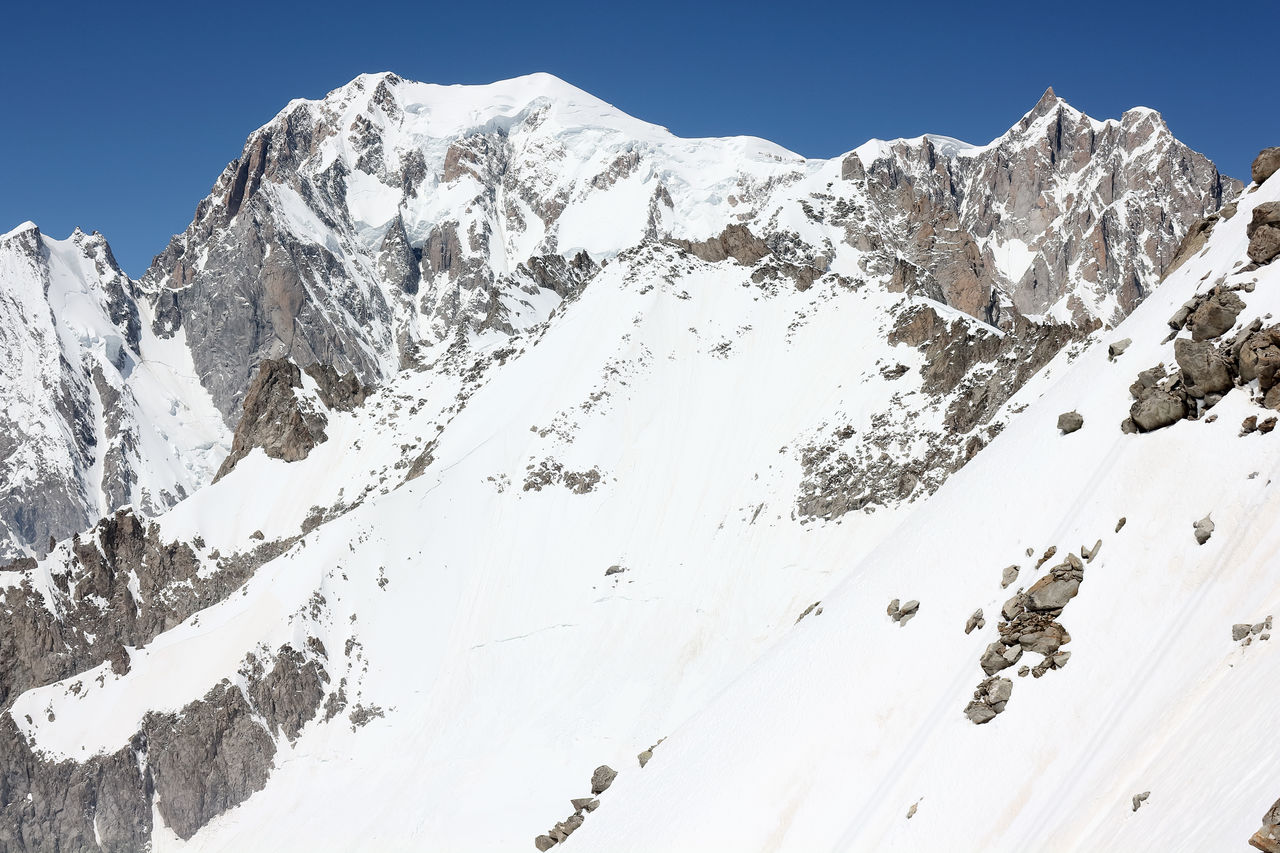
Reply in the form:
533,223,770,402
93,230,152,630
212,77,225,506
570,176,1280,851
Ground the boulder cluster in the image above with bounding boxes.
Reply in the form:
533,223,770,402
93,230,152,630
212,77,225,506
965,540,1101,724
887,598,920,626
1233,615,1273,646
1123,283,1280,431
534,766,615,850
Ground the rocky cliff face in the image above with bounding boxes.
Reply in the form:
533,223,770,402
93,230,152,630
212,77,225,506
0,224,228,561
134,75,1236,425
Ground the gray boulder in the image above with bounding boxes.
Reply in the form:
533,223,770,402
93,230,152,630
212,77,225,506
965,609,985,635
1187,291,1245,341
1057,411,1084,434
535,835,556,851
1254,148,1280,185
1132,791,1151,812
1130,388,1186,432
964,701,997,725
591,765,617,795
1194,515,1215,545
1175,338,1234,396
1000,565,1020,588
980,641,1022,675
1248,205,1280,265
1108,338,1132,359
1027,575,1081,611
1017,623,1071,655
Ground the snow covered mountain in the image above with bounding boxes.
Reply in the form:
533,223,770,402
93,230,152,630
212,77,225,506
0,73,1262,852
0,73,1235,563
0,224,227,561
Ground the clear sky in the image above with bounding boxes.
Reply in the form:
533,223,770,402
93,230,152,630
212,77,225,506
1,0,1273,275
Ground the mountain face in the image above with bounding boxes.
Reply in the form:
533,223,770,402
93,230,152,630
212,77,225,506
0,224,226,561
0,74,1259,852
0,73,1234,562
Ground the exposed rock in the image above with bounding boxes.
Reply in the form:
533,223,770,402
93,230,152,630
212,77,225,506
980,641,1023,675
571,798,600,812
1000,564,1020,588
1254,148,1280,185
964,676,1013,725
535,835,557,851
965,609,985,634
1175,338,1234,397
671,224,770,265
1116,517,1127,532
214,359,330,481
1130,387,1187,432
1035,546,1057,569
1193,514,1215,545
302,362,372,411
1248,205,1280,265
1186,290,1245,341
1015,622,1071,655
591,765,617,795
1133,791,1151,812
891,599,920,626
604,564,627,576
1108,338,1133,359
1057,411,1084,433
1002,592,1028,622
1249,796,1280,852
1027,575,1081,611
1082,539,1102,561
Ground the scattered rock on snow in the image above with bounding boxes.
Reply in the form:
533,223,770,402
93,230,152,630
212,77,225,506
1116,517,1127,532
965,609,985,635
1108,338,1132,359
1133,791,1151,812
964,676,1013,725
1234,624,1254,642
1000,564,1020,588
1193,515,1215,545
1057,411,1084,434
795,601,823,623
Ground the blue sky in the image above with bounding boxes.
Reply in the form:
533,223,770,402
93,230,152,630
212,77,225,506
1,0,1273,275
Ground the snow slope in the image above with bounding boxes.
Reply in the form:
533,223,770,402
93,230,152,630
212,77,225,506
570,160,1280,852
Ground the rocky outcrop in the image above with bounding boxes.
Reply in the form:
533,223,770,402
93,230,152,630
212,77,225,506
670,224,770,265
0,510,303,711
0,643,328,847
1254,148,1280,185
1247,202,1280,266
215,359,370,481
